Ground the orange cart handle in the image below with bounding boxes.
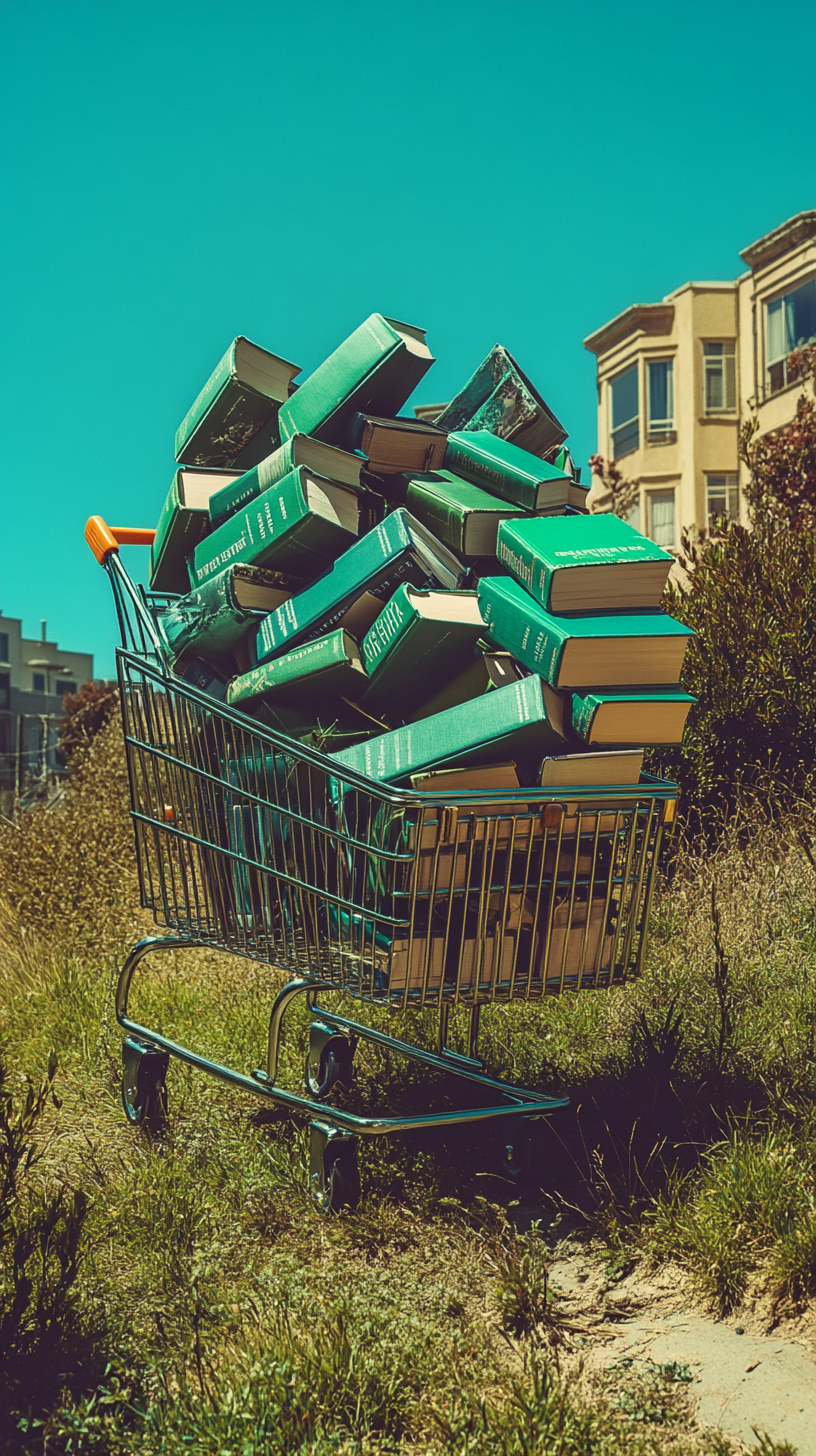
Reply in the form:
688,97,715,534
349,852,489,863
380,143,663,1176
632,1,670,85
85,516,156,564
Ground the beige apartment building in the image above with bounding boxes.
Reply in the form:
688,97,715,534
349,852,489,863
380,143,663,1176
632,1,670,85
584,210,816,545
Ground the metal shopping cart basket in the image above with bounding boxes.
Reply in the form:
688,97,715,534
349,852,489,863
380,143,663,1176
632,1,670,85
87,516,678,1212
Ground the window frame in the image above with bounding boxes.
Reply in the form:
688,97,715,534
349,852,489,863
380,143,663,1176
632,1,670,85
703,340,737,415
646,488,676,550
32,673,46,693
765,274,816,395
0,672,9,711
705,472,739,526
0,632,8,663
56,679,77,698
646,357,675,439
609,362,640,459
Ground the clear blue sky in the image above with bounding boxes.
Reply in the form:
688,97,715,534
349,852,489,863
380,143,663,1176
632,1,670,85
1,0,814,676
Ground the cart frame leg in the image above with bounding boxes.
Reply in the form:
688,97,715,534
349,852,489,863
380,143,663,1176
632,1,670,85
114,936,569,1142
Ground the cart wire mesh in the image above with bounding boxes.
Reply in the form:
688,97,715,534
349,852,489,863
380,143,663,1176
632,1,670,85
108,554,676,1010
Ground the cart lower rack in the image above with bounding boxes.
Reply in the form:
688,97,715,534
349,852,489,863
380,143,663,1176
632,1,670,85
87,516,678,1212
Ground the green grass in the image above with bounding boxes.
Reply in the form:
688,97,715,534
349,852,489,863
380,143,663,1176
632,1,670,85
0,722,813,1453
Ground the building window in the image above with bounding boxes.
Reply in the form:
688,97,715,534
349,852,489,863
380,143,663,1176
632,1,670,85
0,673,9,711
766,276,816,394
610,364,639,458
703,342,736,413
706,473,739,526
56,680,77,698
32,673,46,693
647,359,674,439
648,489,675,548
0,632,8,663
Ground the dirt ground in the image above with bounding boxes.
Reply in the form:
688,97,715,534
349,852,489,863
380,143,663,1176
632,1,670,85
545,1239,816,1453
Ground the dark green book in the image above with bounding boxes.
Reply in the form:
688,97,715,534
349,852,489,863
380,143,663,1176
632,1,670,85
403,471,526,559
278,314,434,447
227,629,367,709
175,337,301,469
175,655,229,702
160,564,301,666
149,467,243,594
436,345,567,457
189,466,365,589
358,586,484,717
330,673,565,784
208,434,365,529
406,647,523,723
571,690,695,746
477,576,694,689
497,514,674,613
444,431,588,513
253,507,465,664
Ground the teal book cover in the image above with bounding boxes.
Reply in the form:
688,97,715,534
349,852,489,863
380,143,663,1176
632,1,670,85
278,314,434,447
331,673,564,784
175,336,301,469
358,585,484,717
227,629,367,708
497,514,673,612
477,576,693,688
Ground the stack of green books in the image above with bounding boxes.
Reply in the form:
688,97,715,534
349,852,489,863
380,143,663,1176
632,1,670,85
147,311,695,789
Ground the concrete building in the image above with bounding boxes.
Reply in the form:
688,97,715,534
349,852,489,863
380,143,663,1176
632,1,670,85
584,210,816,545
0,614,94,814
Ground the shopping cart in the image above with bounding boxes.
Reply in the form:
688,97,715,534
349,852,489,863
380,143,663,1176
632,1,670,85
86,516,678,1212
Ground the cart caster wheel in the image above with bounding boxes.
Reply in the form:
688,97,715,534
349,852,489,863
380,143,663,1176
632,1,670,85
309,1123,360,1215
499,1119,529,1181
305,1022,355,1099
122,1037,169,1136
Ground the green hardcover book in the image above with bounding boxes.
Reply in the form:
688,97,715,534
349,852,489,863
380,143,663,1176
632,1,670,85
539,749,643,787
571,690,696,746
358,585,485,717
253,507,465,664
330,673,565,784
477,576,694,689
189,466,364,588
149,467,244,594
160,563,302,666
278,314,434,447
497,514,673,613
443,431,589,513
208,434,365,529
175,337,301,469
403,471,526,559
436,345,567,458
227,629,366,709
406,647,524,723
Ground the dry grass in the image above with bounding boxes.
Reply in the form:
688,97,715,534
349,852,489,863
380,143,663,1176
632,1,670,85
0,722,812,1453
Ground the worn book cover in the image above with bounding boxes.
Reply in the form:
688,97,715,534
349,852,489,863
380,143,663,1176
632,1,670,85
351,413,447,474
436,345,567,458
160,563,301,666
149,467,243,594
497,514,673,613
477,576,694,688
252,507,465,664
175,336,301,469
189,466,364,589
279,314,434,447
330,673,565,784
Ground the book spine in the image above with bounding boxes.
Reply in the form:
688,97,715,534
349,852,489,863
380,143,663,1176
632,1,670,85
207,443,290,528
228,632,345,704
444,437,534,509
175,345,233,459
254,512,413,661
570,693,598,742
495,527,542,600
476,579,567,687
361,586,411,672
404,483,465,553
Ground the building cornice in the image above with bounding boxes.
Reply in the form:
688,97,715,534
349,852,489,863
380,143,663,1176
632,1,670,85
740,211,816,272
583,302,675,357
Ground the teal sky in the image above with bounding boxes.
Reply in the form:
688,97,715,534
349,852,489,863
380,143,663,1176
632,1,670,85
1,0,814,676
